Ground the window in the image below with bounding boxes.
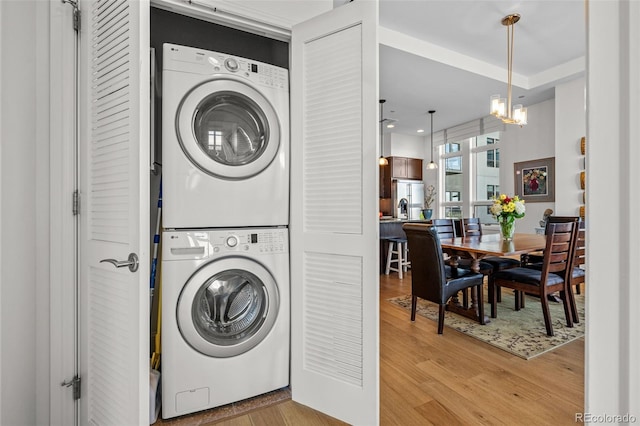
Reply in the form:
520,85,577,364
445,206,462,219
441,143,465,220
437,132,501,225
483,137,500,168
473,133,501,224
487,184,499,200
446,191,461,202
445,156,462,171
445,142,460,153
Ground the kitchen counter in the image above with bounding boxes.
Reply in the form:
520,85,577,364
379,219,431,273
379,218,429,223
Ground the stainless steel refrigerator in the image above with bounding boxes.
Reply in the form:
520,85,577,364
394,180,424,220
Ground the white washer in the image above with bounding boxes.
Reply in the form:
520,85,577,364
161,227,290,419
162,43,289,229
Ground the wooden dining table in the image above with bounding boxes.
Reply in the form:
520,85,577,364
438,232,547,323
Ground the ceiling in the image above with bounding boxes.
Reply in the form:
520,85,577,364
378,0,586,135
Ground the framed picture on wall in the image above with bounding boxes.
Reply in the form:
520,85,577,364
514,157,555,202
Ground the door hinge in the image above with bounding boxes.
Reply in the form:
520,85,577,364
61,0,80,32
72,190,80,216
61,376,81,400
73,8,81,31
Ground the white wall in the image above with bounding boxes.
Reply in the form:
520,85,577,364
586,0,639,417
555,77,586,216
388,132,425,159
0,1,49,424
500,99,556,232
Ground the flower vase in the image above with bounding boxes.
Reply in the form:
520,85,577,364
499,218,516,241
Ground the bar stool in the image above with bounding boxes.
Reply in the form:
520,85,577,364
385,237,410,279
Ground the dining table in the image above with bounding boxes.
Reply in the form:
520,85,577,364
438,232,547,324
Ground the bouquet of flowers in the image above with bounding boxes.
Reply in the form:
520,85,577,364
490,194,525,240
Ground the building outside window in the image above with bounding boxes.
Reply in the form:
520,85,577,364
442,142,464,219
437,132,501,224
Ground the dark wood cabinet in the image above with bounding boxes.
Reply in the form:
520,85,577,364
379,162,391,198
407,158,422,180
379,156,423,200
388,156,423,180
390,157,407,179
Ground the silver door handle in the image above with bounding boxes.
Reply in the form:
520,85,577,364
100,253,139,272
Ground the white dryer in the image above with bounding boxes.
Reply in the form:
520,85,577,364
162,43,289,229
161,227,290,419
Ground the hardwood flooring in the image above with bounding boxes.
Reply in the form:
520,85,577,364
166,272,584,425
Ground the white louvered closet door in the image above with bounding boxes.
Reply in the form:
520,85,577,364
78,1,150,424
290,1,379,424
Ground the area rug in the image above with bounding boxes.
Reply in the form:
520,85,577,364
388,291,585,360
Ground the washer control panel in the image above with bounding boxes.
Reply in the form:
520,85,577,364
163,43,288,90
211,228,288,254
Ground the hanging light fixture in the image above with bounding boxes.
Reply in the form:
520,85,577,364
427,110,438,170
490,13,527,126
379,100,389,166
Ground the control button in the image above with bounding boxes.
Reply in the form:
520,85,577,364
224,58,239,72
213,247,220,253
226,236,238,248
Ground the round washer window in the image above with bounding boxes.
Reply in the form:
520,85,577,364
177,257,280,358
193,92,269,167
192,269,268,346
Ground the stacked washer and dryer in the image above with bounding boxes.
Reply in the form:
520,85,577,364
160,43,290,419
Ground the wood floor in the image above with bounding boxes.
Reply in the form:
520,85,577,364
183,271,585,425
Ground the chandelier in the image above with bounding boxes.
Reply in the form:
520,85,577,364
490,13,527,126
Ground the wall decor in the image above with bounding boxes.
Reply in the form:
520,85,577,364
514,157,555,202
580,136,586,155
580,171,585,190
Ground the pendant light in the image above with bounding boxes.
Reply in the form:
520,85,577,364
427,110,438,170
379,100,388,166
490,13,527,126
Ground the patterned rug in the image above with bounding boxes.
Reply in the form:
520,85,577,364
388,291,585,360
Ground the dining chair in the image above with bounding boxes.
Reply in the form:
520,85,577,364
490,221,579,336
520,216,584,322
431,218,457,238
461,217,520,303
403,223,485,334
432,218,493,308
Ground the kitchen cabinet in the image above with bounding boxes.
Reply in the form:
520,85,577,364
380,156,423,198
379,162,391,198
389,156,423,180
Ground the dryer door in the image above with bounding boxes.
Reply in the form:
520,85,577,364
177,257,279,358
176,77,281,180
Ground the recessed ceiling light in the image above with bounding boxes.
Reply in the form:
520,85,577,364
417,129,425,133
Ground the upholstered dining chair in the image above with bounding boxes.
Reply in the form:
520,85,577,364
403,223,485,334
490,221,579,336
461,217,520,303
520,216,584,322
431,218,493,308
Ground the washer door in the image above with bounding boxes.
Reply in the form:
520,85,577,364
176,77,281,180
177,257,279,358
